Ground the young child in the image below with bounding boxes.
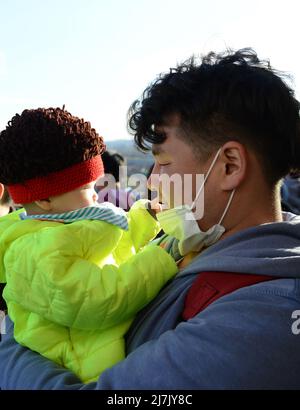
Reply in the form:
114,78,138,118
0,107,178,383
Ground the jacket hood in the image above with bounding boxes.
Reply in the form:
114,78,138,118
180,212,300,279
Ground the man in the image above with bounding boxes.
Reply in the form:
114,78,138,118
1,48,300,389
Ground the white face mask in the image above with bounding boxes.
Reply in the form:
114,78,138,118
156,148,235,255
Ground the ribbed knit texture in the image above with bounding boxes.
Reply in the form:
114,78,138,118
7,155,104,204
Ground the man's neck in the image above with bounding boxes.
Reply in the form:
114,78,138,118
221,187,283,242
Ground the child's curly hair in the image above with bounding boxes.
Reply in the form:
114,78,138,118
0,107,106,184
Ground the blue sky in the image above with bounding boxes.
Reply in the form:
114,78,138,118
0,0,299,140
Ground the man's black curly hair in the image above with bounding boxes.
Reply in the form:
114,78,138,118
128,48,300,185
0,107,105,185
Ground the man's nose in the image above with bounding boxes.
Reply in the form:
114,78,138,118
147,172,160,192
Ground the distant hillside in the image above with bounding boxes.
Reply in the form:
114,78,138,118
106,139,153,176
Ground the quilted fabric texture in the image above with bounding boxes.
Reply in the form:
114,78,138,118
0,202,178,382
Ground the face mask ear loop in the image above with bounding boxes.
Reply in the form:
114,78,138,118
218,189,236,225
191,148,222,211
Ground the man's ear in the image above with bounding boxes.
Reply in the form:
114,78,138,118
219,141,247,191
34,199,52,212
0,184,4,201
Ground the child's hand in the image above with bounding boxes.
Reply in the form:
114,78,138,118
149,198,162,214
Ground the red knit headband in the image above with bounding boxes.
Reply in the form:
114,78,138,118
7,155,104,204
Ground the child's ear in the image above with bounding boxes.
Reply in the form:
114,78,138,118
0,184,4,201
34,199,52,212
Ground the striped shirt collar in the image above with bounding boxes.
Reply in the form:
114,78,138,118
19,202,129,231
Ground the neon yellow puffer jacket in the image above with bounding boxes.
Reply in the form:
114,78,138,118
0,202,178,383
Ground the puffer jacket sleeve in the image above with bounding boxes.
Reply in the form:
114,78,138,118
3,219,178,332
126,199,162,251
0,209,25,283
